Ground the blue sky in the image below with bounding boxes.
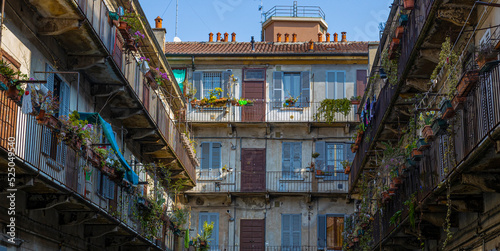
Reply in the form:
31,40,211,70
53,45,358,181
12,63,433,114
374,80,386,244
138,0,393,42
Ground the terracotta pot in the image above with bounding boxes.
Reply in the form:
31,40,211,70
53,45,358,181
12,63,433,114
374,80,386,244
393,177,402,185
440,100,455,119
117,21,128,30
411,149,423,161
404,0,414,9
451,95,467,110
36,109,47,123
344,166,351,174
476,55,498,70
388,190,396,196
316,169,323,175
382,191,390,200
350,100,360,105
457,70,479,97
6,85,21,103
355,134,363,145
395,26,404,39
45,115,61,131
422,125,434,141
351,144,358,153
389,182,398,191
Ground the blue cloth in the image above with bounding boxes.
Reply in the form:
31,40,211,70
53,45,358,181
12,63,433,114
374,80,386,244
79,112,139,185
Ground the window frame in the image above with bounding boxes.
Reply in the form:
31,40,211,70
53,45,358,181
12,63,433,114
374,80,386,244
201,71,223,99
282,72,302,103
325,143,344,172
198,212,219,247
318,214,345,250
200,142,222,178
326,71,346,100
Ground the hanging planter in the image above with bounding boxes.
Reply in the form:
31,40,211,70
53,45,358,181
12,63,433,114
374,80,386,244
351,144,358,153
411,149,423,161
6,85,22,104
399,14,409,26
403,0,415,10
389,182,398,191
406,158,417,168
395,26,405,39
431,118,448,136
344,165,351,174
451,95,466,110
417,138,430,151
393,177,402,185
440,100,455,119
382,191,390,202
422,125,434,141
457,70,479,97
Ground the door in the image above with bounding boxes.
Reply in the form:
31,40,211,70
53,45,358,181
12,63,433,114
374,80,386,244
356,70,367,98
241,149,266,192
242,69,265,122
240,219,265,251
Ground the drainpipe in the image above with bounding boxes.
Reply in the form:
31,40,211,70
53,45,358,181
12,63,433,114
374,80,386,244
0,0,5,59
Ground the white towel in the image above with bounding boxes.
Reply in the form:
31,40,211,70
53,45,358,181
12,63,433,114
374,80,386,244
21,85,33,114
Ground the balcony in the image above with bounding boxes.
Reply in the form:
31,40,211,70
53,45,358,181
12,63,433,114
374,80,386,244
185,101,358,124
22,0,197,185
371,64,500,248
185,170,348,195
264,5,325,21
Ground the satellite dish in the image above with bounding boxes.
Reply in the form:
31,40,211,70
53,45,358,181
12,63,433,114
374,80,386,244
173,37,182,42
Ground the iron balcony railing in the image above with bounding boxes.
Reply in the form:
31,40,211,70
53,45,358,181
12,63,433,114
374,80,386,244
185,170,348,194
372,63,500,248
264,5,326,21
185,101,358,123
189,246,323,251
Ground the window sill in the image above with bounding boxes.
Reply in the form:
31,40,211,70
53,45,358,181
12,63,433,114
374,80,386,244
280,107,304,111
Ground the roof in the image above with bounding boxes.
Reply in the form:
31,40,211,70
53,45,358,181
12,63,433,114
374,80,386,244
163,41,371,56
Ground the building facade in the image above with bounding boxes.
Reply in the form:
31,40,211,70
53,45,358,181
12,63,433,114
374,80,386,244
348,0,500,250
0,0,197,250
165,6,377,250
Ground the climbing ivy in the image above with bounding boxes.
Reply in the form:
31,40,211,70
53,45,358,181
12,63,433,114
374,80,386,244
314,98,352,123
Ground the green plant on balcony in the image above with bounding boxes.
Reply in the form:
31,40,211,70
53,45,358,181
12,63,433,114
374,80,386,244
34,91,60,129
134,194,165,239
283,94,299,107
314,98,351,123
381,47,399,85
185,82,197,100
121,11,143,34
190,221,214,250
169,208,189,231
404,192,417,229
60,111,94,151
429,37,459,99
389,210,402,226
341,160,351,174
476,42,498,71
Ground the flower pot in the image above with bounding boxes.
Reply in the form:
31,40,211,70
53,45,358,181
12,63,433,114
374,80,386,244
395,26,404,39
145,71,156,83
117,21,128,30
431,118,448,136
457,70,479,97
45,115,61,131
411,149,423,161
316,169,324,176
388,190,396,196
211,98,229,107
477,55,499,72
355,134,363,145
422,125,434,141
440,100,455,119
399,14,409,26
389,182,398,191
344,166,351,174
6,85,22,104
404,0,414,9
451,95,467,110
393,177,402,185
36,109,47,123
350,100,360,105
351,144,358,153
149,80,159,90
382,191,390,202
417,138,430,151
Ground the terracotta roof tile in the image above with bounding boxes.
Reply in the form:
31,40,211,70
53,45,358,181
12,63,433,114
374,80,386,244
164,41,369,55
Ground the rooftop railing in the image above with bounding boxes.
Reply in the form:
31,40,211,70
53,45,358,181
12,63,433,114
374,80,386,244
264,5,325,21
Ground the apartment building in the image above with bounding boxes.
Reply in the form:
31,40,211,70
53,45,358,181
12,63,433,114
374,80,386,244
165,4,377,250
348,0,500,250
0,0,197,250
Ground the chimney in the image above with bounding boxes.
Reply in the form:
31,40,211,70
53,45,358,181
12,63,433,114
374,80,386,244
285,33,290,42
326,33,330,42
231,32,236,42
334,33,338,42
224,32,229,42
308,40,314,51
216,32,221,42
292,33,297,42
277,33,282,42
209,32,214,42
155,16,162,28
251,36,255,51
152,16,166,49
318,33,323,42
341,32,347,42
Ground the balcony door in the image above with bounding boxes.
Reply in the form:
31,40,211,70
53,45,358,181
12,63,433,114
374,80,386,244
241,149,266,192
242,69,265,122
240,219,265,251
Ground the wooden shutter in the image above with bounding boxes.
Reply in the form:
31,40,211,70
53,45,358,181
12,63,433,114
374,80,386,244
318,215,326,249
201,143,210,170
193,72,202,100
300,71,310,107
223,70,232,98
211,143,221,170
356,70,367,98
335,72,345,99
282,143,291,174
292,142,302,172
315,141,326,171
333,217,344,249
291,214,301,247
326,72,336,99
272,71,283,108
281,214,291,246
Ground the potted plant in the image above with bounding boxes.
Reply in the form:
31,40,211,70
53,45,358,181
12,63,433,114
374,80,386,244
341,160,351,174
351,143,358,153
36,91,60,128
154,67,169,88
350,96,361,105
420,111,435,141
456,69,479,97
416,138,430,151
395,26,404,39
431,118,448,136
411,149,423,161
476,43,499,71
451,95,467,110
283,95,298,107
440,99,455,119
403,0,414,10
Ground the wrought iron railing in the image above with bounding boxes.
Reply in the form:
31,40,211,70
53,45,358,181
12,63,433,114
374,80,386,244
264,5,325,21
189,246,322,251
186,101,358,123
185,170,348,194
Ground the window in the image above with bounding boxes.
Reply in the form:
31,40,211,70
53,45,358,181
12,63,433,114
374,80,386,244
244,69,265,81
96,169,115,200
315,142,353,179
192,71,232,100
199,212,219,247
326,71,346,99
200,142,222,177
272,71,310,107
282,214,301,248
282,142,301,178
318,215,344,250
